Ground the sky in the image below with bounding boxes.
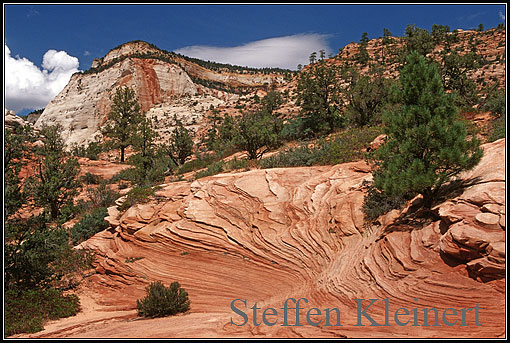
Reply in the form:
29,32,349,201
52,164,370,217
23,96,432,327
3,3,507,115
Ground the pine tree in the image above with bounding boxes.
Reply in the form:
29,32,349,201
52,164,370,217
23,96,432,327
101,87,143,163
130,117,160,184
370,52,483,209
26,125,81,220
356,32,370,65
167,116,194,165
296,52,343,136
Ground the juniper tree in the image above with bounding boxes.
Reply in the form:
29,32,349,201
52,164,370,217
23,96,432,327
101,86,143,163
234,110,281,160
344,66,394,127
370,52,483,209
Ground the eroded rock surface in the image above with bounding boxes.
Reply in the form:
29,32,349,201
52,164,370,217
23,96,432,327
18,139,505,339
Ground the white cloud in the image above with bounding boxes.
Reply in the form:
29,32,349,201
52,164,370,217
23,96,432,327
5,45,80,112
499,11,505,21
175,33,331,70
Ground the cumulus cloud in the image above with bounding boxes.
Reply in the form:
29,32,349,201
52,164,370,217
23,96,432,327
5,45,80,112
175,33,331,70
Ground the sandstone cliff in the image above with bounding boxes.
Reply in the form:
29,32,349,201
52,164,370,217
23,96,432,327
34,41,289,148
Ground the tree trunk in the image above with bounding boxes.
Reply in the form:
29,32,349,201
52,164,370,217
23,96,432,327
120,146,125,163
422,188,434,209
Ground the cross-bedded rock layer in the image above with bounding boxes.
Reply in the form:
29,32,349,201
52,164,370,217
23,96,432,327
18,139,505,339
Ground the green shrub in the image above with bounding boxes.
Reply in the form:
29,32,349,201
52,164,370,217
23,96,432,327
70,207,109,245
87,181,120,209
110,167,137,183
261,126,382,169
194,160,225,179
280,116,308,141
488,115,506,142
362,183,412,221
119,186,155,212
70,140,103,160
5,287,80,336
136,281,190,318
81,172,102,185
176,153,219,175
84,141,103,160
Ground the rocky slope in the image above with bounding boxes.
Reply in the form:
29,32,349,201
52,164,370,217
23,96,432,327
333,28,505,89
16,138,505,339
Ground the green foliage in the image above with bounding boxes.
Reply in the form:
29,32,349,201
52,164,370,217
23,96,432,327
194,160,225,179
5,216,91,289
5,288,80,336
296,53,344,136
235,110,282,160
438,51,480,107
70,139,104,160
70,207,109,245
261,90,284,115
488,114,506,142
101,87,143,163
110,167,137,183
261,126,381,168
362,183,413,221
431,24,451,44
176,152,219,175
136,281,190,318
5,124,34,219
125,256,144,263
26,125,81,220
119,186,155,212
205,113,238,156
81,172,103,185
166,117,194,166
280,116,308,141
129,117,168,186
370,52,483,209
356,32,370,65
405,24,434,57
344,67,394,127
481,88,506,118
193,157,249,180
4,126,92,336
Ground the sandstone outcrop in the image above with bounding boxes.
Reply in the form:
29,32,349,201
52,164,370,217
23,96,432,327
34,41,289,148
5,109,28,129
19,139,505,339
35,57,199,146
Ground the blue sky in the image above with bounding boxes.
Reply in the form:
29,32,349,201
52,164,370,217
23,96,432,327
4,4,506,114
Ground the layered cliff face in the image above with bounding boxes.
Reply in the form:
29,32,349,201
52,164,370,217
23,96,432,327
35,56,198,146
19,138,505,339
34,41,288,148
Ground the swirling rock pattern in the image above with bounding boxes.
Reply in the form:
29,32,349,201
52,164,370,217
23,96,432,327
20,139,505,338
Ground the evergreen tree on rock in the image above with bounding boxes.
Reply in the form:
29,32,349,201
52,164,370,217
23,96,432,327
371,51,483,209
